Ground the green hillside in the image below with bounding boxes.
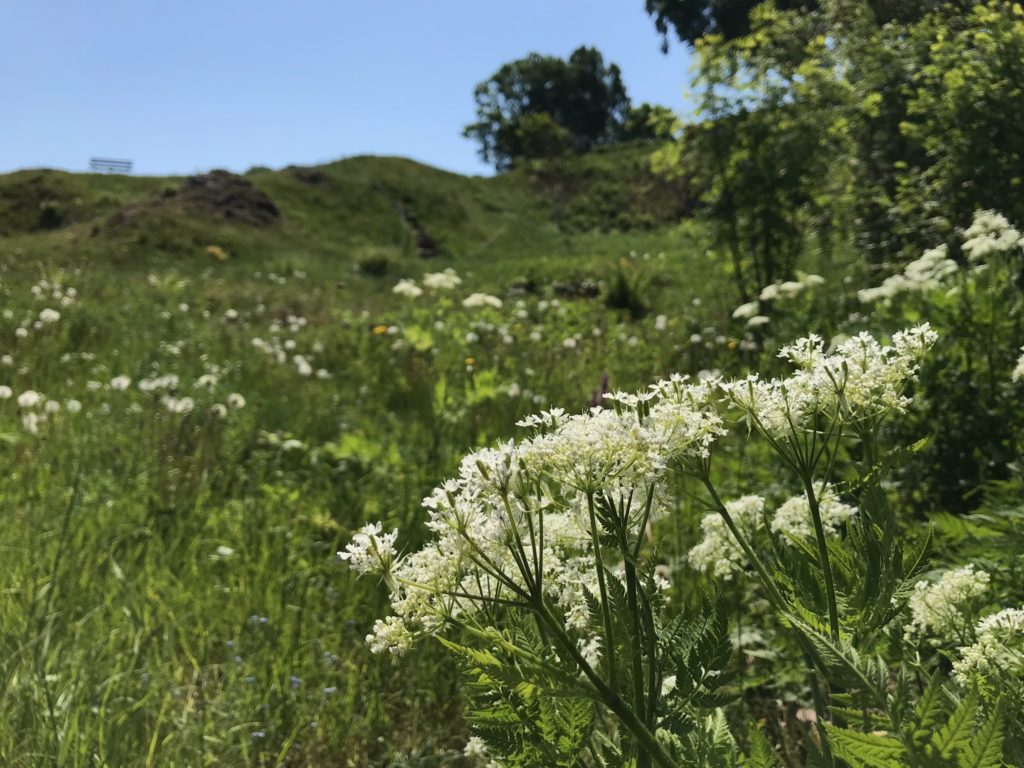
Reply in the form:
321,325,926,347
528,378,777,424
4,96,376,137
0,143,697,293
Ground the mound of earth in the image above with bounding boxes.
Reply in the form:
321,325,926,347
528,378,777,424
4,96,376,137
107,170,280,230
177,170,280,226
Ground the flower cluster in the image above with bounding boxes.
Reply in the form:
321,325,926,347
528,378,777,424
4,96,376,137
770,485,857,544
345,327,934,658
723,325,937,440
905,564,990,644
961,209,1023,262
858,245,958,304
953,607,1024,686
462,292,503,309
342,372,726,655
688,495,764,579
1013,347,1024,383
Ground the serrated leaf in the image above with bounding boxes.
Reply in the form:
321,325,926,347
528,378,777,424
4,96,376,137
931,691,978,758
962,700,1005,768
827,726,903,768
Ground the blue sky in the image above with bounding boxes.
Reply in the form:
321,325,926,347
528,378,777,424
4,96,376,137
0,1,694,177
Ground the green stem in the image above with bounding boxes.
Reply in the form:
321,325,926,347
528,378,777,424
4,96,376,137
533,600,676,768
623,558,649,757
802,478,841,640
586,491,618,692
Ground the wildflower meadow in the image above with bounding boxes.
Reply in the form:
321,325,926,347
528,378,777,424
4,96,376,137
4,1,1024,765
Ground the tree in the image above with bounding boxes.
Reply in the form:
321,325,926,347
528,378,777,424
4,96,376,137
645,0,934,48
644,0,817,47
463,47,633,171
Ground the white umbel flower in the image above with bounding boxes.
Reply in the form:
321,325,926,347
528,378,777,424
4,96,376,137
463,292,503,309
906,564,990,644
338,522,399,576
953,607,1024,685
392,279,423,299
689,496,764,579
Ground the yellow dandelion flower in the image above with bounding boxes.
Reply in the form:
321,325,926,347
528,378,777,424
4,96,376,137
465,357,475,366
372,325,388,335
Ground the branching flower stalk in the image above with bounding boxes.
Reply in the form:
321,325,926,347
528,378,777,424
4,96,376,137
341,325,938,765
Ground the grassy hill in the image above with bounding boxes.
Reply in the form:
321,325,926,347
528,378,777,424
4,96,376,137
0,142,699,296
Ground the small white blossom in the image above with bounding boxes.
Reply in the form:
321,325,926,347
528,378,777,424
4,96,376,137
17,390,42,408
392,279,423,299
463,293,503,309
953,607,1024,685
907,564,990,644
339,522,399,576
422,269,462,291
732,301,760,320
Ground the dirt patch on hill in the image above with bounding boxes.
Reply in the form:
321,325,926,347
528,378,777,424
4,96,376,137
109,170,280,229
177,170,280,225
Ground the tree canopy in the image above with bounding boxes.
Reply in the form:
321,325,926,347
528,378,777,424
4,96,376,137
464,47,661,171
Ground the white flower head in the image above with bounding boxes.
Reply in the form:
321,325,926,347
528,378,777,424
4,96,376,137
17,390,42,408
339,522,399,576
463,293,503,309
907,564,990,644
422,268,462,291
392,279,423,299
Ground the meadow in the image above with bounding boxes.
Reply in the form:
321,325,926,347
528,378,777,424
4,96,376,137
0,151,1022,766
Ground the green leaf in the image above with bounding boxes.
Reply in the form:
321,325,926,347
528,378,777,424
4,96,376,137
961,700,1005,768
742,722,781,768
827,726,903,768
931,691,978,759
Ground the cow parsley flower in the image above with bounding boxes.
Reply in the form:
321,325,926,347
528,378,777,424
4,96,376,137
17,390,41,408
953,607,1024,685
770,485,857,544
906,564,990,644
392,279,423,299
39,308,61,324
110,375,132,391
689,496,765,579
338,522,399,576
422,268,462,291
732,301,760,320
463,293,503,309
962,209,1023,262
366,615,414,655
1013,347,1024,383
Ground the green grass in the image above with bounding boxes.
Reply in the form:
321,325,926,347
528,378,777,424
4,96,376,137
0,146,866,766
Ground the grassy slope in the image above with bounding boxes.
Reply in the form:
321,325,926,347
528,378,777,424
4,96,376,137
0,144,732,767
0,142,698,294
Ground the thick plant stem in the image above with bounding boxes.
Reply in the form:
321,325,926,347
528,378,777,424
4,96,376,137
623,559,650,768
586,492,618,691
803,479,841,640
534,601,676,768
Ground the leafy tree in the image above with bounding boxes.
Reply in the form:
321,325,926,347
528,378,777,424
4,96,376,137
463,47,633,171
644,0,934,48
644,0,818,47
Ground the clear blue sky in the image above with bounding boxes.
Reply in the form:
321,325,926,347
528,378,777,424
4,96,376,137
0,1,693,177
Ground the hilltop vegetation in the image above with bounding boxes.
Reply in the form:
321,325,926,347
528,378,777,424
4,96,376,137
0,142,693,286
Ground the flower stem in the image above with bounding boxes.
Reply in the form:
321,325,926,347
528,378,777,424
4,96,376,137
803,479,841,640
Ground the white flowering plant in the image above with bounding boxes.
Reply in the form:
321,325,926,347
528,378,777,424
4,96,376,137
344,324,1012,766
859,209,1024,512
